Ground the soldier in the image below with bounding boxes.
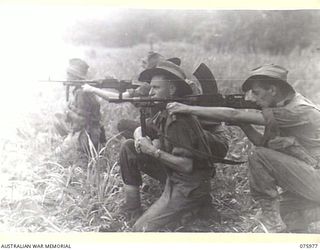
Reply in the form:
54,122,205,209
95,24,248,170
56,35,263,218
117,51,183,139
167,64,320,233
119,60,228,231
54,58,104,166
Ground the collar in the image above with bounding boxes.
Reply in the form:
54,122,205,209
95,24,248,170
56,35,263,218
152,110,178,128
276,92,296,107
152,110,168,126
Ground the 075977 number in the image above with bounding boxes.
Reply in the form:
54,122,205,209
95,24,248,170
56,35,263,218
300,244,318,248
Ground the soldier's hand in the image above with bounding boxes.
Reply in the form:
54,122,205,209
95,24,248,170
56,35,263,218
134,138,142,153
152,139,161,149
167,102,190,115
135,83,151,97
139,137,156,155
127,83,151,98
82,84,95,93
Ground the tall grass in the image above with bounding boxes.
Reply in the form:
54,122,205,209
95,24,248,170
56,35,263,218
1,42,319,232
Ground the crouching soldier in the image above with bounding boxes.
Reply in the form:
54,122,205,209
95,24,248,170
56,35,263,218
167,64,320,233
54,58,105,166
119,60,228,231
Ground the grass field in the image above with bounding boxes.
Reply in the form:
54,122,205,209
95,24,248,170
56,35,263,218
0,42,319,232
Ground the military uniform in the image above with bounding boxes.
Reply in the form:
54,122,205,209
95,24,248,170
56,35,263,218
248,93,320,232
54,58,104,166
120,109,227,231
67,88,102,149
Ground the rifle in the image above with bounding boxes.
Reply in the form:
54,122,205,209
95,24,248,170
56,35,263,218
108,94,260,110
103,63,259,136
108,93,259,143
39,78,141,101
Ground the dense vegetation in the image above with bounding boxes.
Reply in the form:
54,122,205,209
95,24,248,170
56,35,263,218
66,10,320,54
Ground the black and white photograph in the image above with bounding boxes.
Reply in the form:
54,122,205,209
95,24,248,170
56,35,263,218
0,1,320,240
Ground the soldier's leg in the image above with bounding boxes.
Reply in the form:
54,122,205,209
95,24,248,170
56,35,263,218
280,191,320,233
133,179,209,232
119,139,145,219
87,124,102,150
249,147,320,202
132,179,184,232
119,139,167,186
99,125,106,145
119,139,167,221
249,147,320,232
53,112,70,137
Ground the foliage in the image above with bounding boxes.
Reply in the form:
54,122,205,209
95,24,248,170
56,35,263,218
1,42,320,232
65,10,320,54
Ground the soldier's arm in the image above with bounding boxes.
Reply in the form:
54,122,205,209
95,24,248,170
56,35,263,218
167,102,266,125
138,137,193,174
82,84,131,100
239,124,264,146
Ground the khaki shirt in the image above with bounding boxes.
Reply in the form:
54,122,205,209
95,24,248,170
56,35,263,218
268,93,320,161
148,110,214,176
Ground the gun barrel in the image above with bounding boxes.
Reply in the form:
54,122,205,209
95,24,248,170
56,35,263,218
108,97,186,103
39,79,141,90
39,79,98,84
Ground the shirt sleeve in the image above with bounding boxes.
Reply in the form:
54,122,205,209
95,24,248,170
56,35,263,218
166,118,196,158
271,105,315,128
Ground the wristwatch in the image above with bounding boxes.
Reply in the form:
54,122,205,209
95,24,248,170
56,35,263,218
153,149,161,159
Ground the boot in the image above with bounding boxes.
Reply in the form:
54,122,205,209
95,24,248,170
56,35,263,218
303,206,320,224
180,195,221,226
197,195,221,223
256,198,287,233
281,206,320,233
282,210,309,233
120,185,143,223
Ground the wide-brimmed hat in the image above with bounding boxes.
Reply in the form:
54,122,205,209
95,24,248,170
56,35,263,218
66,58,89,79
138,60,193,96
142,51,181,69
242,64,295,93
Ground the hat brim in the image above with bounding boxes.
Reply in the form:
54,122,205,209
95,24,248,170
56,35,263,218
242,75,295,93
138,68,193,96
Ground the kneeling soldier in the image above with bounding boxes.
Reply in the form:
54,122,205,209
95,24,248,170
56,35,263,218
119,60,227,231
